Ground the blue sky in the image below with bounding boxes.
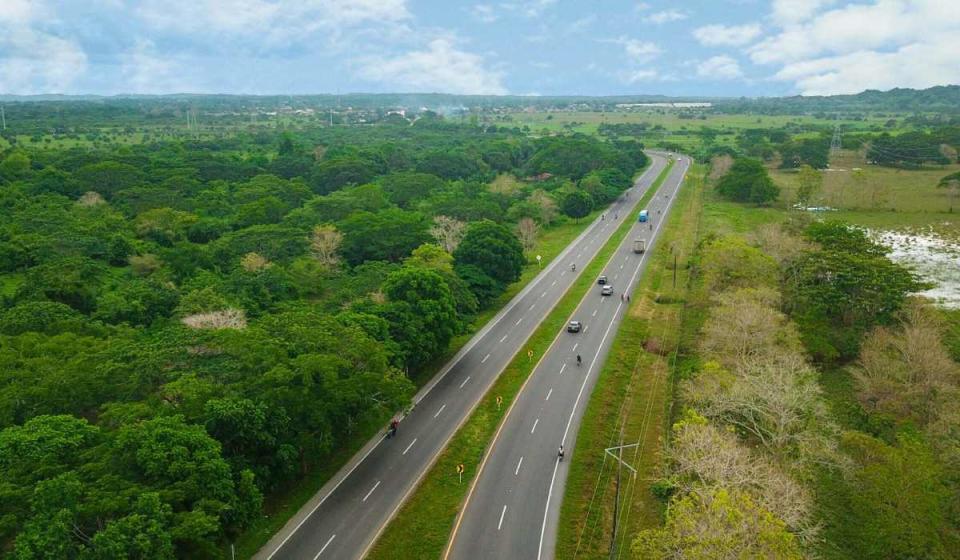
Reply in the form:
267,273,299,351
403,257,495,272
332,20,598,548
1,1,958,97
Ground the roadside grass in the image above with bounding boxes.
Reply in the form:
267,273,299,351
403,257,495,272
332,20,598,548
365,160,676,560
555,164,705,559
943,309,960,362
231,172,650,558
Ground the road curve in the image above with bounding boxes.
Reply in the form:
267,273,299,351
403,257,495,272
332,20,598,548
255,154,673,560
444,154,690,560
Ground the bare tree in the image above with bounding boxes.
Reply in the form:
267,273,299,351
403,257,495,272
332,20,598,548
709,154,734,182
489,174,522,196
749,224,811,264
181,308,248,330
77,191,106,207
240,252,271,272
516,217,538,251
700,288,799,370
310,224,343,268
528,189,558,225
430,215,466,253
854,301,959,426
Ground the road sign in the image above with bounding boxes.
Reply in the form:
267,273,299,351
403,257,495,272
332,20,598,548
496,395,503,410
536,254,542,267
457,463,465,484
527,349,534,361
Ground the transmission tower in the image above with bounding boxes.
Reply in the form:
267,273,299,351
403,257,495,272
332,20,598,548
830,122,842,156
1,105,5,131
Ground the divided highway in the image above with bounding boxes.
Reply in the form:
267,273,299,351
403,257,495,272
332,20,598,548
445,155,690,560
256,153,673,560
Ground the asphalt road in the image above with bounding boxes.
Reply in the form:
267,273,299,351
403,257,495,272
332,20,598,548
445,155,690,560
256,153,674,560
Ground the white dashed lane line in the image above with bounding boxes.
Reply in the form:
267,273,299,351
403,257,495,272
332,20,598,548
572,343,578,352
559,364,566,375
434,404,446,418
313,535,336,560
515,456,523,476
403,438,417,455
515,318,522,326
482,354,490,364
500,335,508,343
460,376,471,389
546,388,553,401
592,309,597,317
498,506,508,531
531,418,539,434
362,481,380,503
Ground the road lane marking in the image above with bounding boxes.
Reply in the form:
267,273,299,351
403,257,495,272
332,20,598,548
560,271,566,277
592,309,597,317
551,280,557,286
498,505,507,531
482,354,490,364
531,418,539,433
572,343,578,352
584,325,589,332
541,291,547,298
500,334,508,343
362,481,381,502
619,264,624,270
313,535,336,560
613,274,618,281
546,388,553,401
559,363,566,375
434,404,446,418
515,456,523,476
529,304,536,311
515,318,522,326
460,376,471,389
403,438,417,455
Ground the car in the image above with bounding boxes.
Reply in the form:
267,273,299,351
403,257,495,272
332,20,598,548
601,285,614,296
597,275,608,285
567,320,582,333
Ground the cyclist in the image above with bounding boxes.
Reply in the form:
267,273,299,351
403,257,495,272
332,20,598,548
576,354,582,367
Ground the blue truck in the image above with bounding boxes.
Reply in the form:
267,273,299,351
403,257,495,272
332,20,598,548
638,209,649,222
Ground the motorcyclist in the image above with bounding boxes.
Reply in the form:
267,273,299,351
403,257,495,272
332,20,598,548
558,445,565,460
389,419,399,438
576,354,582,366
571,263,576,272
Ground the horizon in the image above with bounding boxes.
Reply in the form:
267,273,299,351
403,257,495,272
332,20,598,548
2,1,958,98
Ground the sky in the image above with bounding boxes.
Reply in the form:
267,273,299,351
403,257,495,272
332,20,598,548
1,0,958,98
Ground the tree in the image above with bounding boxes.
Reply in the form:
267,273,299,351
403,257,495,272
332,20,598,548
938,172,960,213
0,152,31,181
562,190,593,222
454,220,525,286
309,225,343,268
83,493,175,560
380,267,459,370
715,158,780,204
338,209,431,265
699,236,778,294
516,218,538,252
632,488,803,560
795,165,822,207
430,215,467,253
378,172,445,208
74,161,146,199
308,156,379,195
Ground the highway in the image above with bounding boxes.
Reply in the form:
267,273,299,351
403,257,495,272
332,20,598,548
255,153,674,560
444,155,690,560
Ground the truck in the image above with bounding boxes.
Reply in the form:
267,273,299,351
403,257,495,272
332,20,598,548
638,209,649,222
633,237,646,254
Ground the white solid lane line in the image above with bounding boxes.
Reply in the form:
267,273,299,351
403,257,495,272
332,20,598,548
434,404,446,418
531,418,539,434
362,481,381,503
546,388,553,401
403,438,417,455
498,505,508,531
482,354,490,364
313,535,336,560
515,456,524,476
460,376,471,389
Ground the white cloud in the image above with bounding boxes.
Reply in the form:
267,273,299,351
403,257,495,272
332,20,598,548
621,69,658,83
692,23,762,47
119,39,195,94
470,4,498,23
752,0,960,94
0,0,87,94
697,55,743,79
771,0,835,24
356,38,507,94
500,0,556,18
634,2,651,10
613,37,662,62
138,0,410,46
645,9,688,24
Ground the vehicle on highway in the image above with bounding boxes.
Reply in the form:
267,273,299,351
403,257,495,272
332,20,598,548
638,209,649,222
567,320,582,333
633,237,646,254
601,285,613,296
597,275,608,285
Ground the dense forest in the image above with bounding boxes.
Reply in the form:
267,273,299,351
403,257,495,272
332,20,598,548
0,118,648,557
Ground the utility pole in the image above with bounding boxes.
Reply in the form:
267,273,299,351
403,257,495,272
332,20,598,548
604,441,639,559
1,105,6,131
830,118,842,157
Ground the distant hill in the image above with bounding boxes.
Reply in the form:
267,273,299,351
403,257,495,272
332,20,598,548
716,85,960,114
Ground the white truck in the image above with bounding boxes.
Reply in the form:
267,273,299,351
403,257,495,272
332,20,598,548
632,237,646,254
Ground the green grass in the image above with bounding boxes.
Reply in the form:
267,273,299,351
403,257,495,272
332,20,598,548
230,175,646,559
943,309,960,362
555,164,705,559
365,160,676,560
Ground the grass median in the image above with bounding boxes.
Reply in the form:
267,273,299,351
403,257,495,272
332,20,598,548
555,163,704,559
366,159,676,560
231,167,653,559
